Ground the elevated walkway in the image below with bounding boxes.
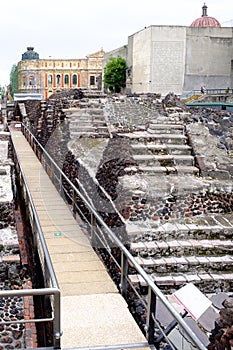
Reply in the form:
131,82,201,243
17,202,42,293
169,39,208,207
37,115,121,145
9,123,149,349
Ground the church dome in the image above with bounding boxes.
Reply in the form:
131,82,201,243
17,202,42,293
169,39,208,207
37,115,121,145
22,47,39,60
190,3,221,28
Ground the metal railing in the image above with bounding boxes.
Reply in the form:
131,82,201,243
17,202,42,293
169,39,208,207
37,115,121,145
182,88,233,100
20,123,207,350
8,127,61,349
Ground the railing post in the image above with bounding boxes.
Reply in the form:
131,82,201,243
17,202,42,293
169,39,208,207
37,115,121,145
91,213,97,248
53,293,62,349
146,286,156,345
24,191,30,223
53,289,62,349
72,188,77,217
120,251,128,299
59,172,63,194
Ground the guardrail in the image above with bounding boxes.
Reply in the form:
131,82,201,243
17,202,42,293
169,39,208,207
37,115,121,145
182,88,233,100
9,127,61,349
20,123,207,350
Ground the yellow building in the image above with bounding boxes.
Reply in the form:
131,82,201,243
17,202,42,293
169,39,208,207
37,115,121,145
17,47,104,99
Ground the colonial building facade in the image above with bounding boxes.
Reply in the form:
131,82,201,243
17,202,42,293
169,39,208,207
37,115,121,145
17,47,104,99
103,4,233,96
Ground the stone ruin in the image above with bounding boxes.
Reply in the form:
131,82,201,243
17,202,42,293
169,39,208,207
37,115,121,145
0,124,37,348
14,90,233,349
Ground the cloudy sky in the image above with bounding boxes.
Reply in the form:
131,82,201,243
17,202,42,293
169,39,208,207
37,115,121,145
0,0,232,86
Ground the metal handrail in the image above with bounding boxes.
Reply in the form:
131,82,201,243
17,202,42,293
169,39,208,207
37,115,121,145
20,123,207,350
9,127,61,349
182,88,233,99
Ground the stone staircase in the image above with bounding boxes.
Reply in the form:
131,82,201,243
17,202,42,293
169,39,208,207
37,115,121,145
98,97,233,296
127,213,233,294
120,119,199,176
68,107,110,138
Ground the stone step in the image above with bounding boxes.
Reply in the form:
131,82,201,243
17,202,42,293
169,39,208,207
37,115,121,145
130,239,233,257
70,116,92,121
132,154,194,166
71,124,96,129
174,165,199,174
69,127,108,133
124,165,199,175
148,123,184,130
147,126,184,134
120,133,188,144
69,131,108,138
71,118,105,125
129,272,233,293
133,254,233,274
93,121,107,126
70,123,94,129
131,143,192,155
129,222,233,241
96,127,109,132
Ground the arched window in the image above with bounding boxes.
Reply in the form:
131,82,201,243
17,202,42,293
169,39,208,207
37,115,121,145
48,74,53,86
64,74,69,85
56,74,61,85
72,74,77,85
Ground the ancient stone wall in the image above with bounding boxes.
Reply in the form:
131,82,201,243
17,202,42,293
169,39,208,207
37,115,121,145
0,125,37,349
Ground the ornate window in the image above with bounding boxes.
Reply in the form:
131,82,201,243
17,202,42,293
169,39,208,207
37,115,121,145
64,74,69,84
29,74,35,86
72,74,77,85
48,74,53,86
56,74,61,85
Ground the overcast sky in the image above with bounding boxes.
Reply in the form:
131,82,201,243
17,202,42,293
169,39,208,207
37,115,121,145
0,0,232,86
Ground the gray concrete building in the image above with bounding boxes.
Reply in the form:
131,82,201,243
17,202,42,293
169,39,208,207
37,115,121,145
103,4,233,96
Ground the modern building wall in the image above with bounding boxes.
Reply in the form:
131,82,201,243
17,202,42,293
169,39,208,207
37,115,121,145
18,49,104,99
184,27,233,92
150,26,186,95
104,26,233,96
130,27,151,93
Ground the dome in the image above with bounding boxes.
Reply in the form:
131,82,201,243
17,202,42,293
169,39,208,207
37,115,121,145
190,3,221,28
22,47,39,60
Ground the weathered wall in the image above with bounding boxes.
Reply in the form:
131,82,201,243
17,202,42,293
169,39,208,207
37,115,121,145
183,27,233,92
150,26,186,95
131,27,152,94
104,25,233,96
102,45,127,66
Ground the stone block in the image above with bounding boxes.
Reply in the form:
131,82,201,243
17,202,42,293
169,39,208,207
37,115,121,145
2,254,20,263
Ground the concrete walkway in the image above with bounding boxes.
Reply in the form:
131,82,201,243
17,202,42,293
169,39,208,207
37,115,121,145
10,123,148,349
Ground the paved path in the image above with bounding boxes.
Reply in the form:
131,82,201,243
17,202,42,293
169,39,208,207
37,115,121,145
10,123,148,349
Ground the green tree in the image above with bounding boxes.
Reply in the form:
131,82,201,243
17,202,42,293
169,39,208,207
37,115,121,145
0,86,5,100
10,64,18,98
103,56,127,93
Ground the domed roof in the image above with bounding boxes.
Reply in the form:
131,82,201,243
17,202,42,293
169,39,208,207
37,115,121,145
190,3,221,28
22,47,39,60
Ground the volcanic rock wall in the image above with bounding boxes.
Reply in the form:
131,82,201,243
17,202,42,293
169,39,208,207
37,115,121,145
0,125,37,348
